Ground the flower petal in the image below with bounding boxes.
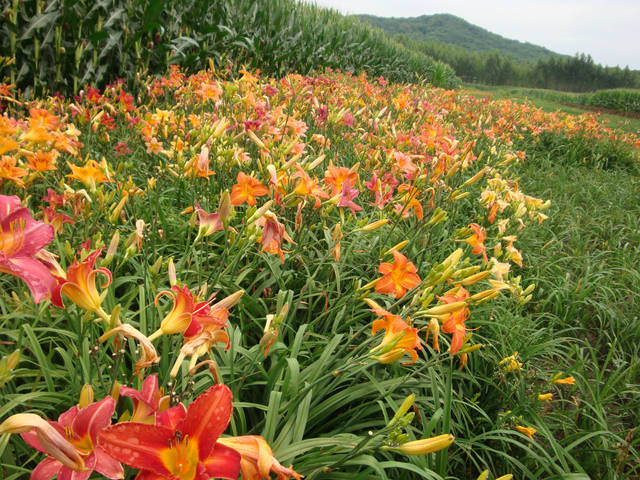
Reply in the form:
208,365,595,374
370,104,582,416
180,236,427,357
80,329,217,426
30,457,61,480
0,255,59,304
202,443,241,480
72,396,115,441
93,446,124,479
98,423,174,476
180,384,233,461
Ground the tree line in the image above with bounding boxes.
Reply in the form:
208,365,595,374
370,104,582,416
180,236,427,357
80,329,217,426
396,37,639,91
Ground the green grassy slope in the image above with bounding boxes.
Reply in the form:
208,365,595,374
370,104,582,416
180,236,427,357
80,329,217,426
356,13,561,62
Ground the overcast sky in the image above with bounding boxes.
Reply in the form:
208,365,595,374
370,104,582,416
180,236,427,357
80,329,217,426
311,0,640,70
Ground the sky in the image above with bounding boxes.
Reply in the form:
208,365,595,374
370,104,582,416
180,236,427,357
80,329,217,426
311,0,640,70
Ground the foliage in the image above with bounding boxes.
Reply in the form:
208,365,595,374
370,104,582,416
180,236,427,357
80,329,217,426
356,13,558,62
0,63,639,480
0,0,458,97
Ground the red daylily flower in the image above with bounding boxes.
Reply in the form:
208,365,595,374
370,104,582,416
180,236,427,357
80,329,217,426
98,384,240,480
20,396,123,480
0,195,60,305
375,250,421,299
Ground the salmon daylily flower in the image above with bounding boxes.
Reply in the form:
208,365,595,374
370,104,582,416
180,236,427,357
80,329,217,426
217,435,301,480
439,287,470,355
256,211,295,263
368,302,422,365
98,384,241,480
194,201,224,239
464,223,488,263
0,195,61,305
9,397,123,480
230,171,269,206
375,250,421,299
169,291,243,377
119,374,167,424
59,249,112,318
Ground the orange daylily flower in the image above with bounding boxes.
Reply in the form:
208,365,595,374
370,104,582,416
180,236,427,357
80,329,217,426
0,136,18,155
515,425,537,439
553,376,575,385
59,249,112,316
464,223,488,262
230,171,269,206
292,165,329,208
25,149,58,172
153,285,196,338
0,155,28,187
439,287,470,355
217,435,301,480
324,164,359,196
369,304,422,364
66,160,109,189
375,250,421,299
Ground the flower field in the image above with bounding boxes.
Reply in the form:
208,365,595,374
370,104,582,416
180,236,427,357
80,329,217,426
0,66,639,479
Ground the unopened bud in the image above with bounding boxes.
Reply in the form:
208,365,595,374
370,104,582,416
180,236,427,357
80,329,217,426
382,433,454,455
78,384,94,408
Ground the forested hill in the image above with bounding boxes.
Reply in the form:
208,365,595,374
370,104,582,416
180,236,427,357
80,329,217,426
355,13,561,63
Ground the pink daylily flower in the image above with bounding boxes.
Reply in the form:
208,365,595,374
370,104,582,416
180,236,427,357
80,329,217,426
20,396,123,480
0,195,60,304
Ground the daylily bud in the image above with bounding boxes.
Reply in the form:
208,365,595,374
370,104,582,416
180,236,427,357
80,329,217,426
102,230,120,266
383,240,409,256
470,289,500,304
6,350,20,371
108,194,128,224
149,255,163,275
246,201,274,224
388,394,415,426
357,218,389,232
382,433,454,455
168,258,177,286
110,380,121,404
442,248,464,268
217,190,232,222
78,384,94,408
0,413,84,471
420,301,467,317
461,167,486,187
210,290,244,310
426,208,447,226
476,470,490,480
459,270,491,286
496,475,514,480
